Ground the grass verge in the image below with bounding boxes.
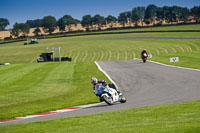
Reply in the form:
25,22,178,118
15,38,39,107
0,62,109,120
0,100,200,133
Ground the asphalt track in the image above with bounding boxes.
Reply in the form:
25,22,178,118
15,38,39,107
1,60,200,125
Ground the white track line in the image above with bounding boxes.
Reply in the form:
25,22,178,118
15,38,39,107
95,61,119,90
134,58,200,72
16,115,40,119
148,60,200,72
0,102,103,124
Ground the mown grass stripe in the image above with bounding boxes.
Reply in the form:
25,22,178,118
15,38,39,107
171,47,177,53
91,51,97,61
0,63,63,107
73,50,80,61
81,50,88,62
99,50,104,61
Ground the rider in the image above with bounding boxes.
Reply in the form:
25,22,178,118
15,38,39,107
141,49,148,57
91,77,120,95
91,77,106,94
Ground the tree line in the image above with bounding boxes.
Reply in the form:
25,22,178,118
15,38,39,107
0,4,200,38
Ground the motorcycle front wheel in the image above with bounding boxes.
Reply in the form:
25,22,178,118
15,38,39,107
119,95,126,103
101,95,113,105
142,58,147,63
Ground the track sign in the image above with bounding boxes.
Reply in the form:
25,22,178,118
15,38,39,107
170,57,179,62
148,54,152,58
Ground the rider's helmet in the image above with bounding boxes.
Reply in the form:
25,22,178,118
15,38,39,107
91,77,98,85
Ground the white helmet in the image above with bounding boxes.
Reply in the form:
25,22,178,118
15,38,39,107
91,77,98,85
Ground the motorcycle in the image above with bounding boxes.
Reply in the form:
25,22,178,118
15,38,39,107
142,53,148,63
94,83,126,105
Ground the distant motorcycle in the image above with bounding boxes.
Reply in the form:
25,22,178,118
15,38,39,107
94,83,126,105
141,53,148,63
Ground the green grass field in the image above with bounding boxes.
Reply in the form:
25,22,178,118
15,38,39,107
0,32,200,65
1,100,200,133
0,25,200,132
0,62,110,120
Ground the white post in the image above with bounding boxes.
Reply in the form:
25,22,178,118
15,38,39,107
59,47,61,62
46,47,48,53
52,47,55,61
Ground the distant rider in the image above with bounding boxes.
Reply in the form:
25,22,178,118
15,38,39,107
141,49,148,58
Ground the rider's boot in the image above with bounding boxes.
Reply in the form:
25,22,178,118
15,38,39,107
117,90,122,96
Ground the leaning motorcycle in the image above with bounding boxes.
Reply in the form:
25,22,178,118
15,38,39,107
94,83,126,105
142,53,148,63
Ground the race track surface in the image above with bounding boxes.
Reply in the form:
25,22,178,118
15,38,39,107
1,60,200,125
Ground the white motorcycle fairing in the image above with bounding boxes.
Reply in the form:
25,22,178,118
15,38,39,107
94,83,126,105
101,86,120,102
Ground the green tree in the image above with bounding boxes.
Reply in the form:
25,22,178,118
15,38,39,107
42,16,57,34
155,7,165,25
132,7,145,26
131,8,140,26
190,6,200,22
33,27,41,36
62,15,77,31
92,14,105,30
163,6,175,23
105,15,117,28
81,15,92,31
125,11,132,26
163,6,182,23
144,4,157,25
179,7,190,23
57,18,66,32
137,7,145,26
118,12,128,27
26,19,42,28
172,6,183,22
11,23,30,37
10,23,19,37
0,18,9,31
